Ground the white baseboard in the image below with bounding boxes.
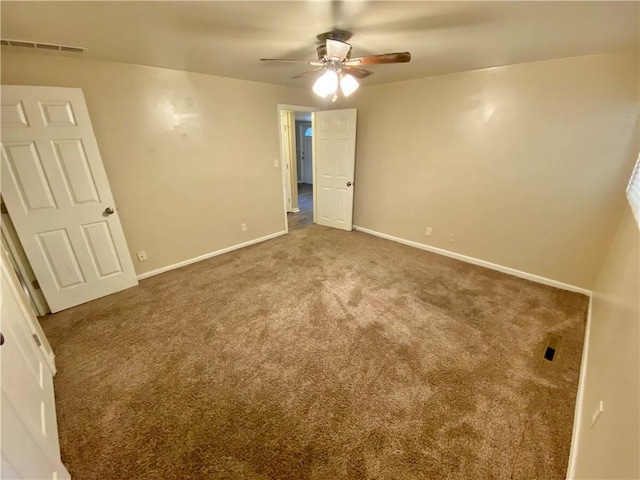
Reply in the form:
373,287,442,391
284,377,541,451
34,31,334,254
136,231,287,280
566,295,593,479
353,225,592,296
292,208,300,213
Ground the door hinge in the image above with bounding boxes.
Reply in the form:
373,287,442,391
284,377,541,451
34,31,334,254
32,333,42,347
32,279,40,290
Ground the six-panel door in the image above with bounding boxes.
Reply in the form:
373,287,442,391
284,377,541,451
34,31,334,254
314,109,357,231
1,86,138,312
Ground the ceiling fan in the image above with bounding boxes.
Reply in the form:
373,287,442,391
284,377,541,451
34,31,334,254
260,30,411,101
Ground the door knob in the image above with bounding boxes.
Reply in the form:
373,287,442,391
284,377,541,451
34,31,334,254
104,207,115,216
346,181,352,187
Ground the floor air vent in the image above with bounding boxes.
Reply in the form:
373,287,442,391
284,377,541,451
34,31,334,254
543,333,562,362
1,39,86,54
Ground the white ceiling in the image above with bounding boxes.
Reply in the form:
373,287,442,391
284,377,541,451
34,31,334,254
1,1,638,87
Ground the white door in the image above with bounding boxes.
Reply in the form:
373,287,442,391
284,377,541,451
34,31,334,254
297,122,313,184
1,85,138,312
1,247,70,480
314,109,357,231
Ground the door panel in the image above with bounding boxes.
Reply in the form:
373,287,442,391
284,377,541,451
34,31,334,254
1,85,138,312
52,139,101,204
39,101,77,127
82,221,123,277
2,141,57,211
36,229,85,289
314,109,357,231
320,186,333,223
1,100,29,127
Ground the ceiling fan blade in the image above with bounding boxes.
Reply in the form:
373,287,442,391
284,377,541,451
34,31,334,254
343,66,373,79
292,67,325,79
260,58,323,66
345,52,411,66
326,39,351,61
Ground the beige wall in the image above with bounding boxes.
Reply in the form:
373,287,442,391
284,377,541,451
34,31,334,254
1,52,314,275
572,204,640,479
2,52,637,290
353,53,639,290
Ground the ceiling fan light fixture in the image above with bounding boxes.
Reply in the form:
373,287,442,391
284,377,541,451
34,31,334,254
340,74,359,97
312,69,339,98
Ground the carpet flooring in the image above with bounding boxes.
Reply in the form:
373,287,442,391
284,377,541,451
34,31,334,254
40,225,588,480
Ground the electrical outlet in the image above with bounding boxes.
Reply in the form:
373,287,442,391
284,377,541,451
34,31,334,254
241,223,247,232
591,400,604,428
136,250,147,262
448,233,456,242
274,158,279,167
425,227,433,237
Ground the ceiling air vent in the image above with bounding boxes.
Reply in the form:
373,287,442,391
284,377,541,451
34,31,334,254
1,39,86,54
8,40,35,48
36,43,60,51
60,46,85,54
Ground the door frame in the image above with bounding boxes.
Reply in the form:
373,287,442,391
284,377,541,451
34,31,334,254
276,104,317,233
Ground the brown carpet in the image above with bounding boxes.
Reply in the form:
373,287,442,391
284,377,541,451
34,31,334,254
40,225,588,480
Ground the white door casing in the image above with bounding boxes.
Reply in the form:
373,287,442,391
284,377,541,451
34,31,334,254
1,246,71,479
314,109,357,231
1,85,138,312
295,123,304,184
279,110,298,212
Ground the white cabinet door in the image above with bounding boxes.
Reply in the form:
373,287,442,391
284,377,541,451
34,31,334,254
314,109,357,231
1,247,70,480
1,85,138,312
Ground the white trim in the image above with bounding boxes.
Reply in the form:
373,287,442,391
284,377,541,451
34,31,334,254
312,112,317,225
292,208,300,213
277,104,317,233
277,104,318,113
566,295,593,479
136,231,286,280
625,153,640,228
353,225,592,296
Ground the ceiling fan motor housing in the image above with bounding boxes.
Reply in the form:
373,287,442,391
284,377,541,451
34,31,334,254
318,44,351,61
316,30,353,61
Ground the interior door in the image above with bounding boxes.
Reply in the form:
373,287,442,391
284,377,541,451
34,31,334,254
1,247,70,480
314,109,357,231
1,85,138,313
297,122,313,184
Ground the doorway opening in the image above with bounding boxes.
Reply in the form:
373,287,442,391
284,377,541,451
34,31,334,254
292,113,313,230
277,105,316,232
